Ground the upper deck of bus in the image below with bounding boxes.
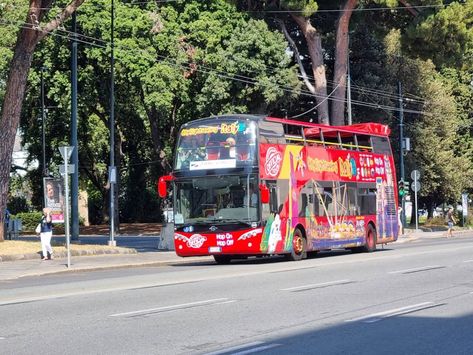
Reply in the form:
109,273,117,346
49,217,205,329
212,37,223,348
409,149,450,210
173,115,392,177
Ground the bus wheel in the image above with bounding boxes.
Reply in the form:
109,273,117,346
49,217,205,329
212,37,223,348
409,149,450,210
287,229,306,261
213,255,232,264
363,225,377,252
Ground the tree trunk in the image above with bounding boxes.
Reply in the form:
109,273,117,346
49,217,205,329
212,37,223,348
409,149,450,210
0,0,85,241
0,25,39,242
291,14,329,124
331,0,357,126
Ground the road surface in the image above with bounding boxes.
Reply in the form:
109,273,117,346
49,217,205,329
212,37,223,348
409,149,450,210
1,235,472,354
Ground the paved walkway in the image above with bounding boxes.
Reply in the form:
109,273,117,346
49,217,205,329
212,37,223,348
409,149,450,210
0,229,470,281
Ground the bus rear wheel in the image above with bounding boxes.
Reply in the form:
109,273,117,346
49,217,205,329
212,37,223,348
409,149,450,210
286,229,306,261
362,225,377,252
213,255,232,264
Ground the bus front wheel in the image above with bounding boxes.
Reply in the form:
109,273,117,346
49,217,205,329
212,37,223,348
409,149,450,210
286,229,306,261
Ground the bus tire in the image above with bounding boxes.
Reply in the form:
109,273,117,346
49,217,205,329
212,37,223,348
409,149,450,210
213,255,232,264
286,229,306,261
362,224,377,252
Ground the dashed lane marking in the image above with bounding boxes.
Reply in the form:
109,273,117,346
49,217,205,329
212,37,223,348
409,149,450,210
109,298,234,317
206,342,281,355
345,302,441,323
388,265,445,274
281,279,352,292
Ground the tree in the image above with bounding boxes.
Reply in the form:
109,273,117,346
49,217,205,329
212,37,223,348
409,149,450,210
283,0,358,125
14,0,300,224
0,0,85,242
402,1,473,217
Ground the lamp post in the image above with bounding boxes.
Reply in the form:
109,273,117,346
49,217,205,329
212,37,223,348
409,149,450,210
398,81,406,228
71,11,79,241
40,66,48,177
109,0,117,246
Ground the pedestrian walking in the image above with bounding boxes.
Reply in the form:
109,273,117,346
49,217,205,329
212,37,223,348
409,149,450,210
4,208,10,239
39,208,54,260
446,207,456,238
398,206,403,237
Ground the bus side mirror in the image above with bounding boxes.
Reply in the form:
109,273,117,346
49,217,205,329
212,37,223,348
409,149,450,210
259,184,270,204
158,175,173,198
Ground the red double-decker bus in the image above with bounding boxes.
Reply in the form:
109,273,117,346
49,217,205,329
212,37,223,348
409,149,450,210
159,115,399,263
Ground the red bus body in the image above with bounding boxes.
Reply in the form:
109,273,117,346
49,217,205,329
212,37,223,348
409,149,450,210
165,115,398,262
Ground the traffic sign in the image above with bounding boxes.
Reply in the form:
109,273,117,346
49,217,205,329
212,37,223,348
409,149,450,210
59,164,75,175
59,146,74,161
411,170,420,181
411,180,421,192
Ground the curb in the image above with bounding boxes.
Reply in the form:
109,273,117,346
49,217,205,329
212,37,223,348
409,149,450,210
0,248,137,263
0,255,216,280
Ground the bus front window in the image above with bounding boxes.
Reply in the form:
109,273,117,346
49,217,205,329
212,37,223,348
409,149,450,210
174,175,259,225
175,120,257,170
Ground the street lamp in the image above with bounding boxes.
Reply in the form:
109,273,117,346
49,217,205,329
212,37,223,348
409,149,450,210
109,0,117,246
40,66,48,177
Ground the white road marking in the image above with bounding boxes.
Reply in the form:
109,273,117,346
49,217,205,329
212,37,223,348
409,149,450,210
388,265,444,274
206,342,281,355
463,259,473,263
346,302,436,323
109,298,232,317
206,342,265,355
231,344,281,355
281,279,352,292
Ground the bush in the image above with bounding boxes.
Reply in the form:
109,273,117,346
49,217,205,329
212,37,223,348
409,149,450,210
424,216,446,227
13,212,69,233
14,212,42,231
463,211,473,227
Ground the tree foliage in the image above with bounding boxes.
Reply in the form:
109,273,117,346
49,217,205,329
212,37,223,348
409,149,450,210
2,0,473,230
14,0,300,224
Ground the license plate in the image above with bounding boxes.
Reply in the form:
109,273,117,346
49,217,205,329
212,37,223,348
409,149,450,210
208,246,222,253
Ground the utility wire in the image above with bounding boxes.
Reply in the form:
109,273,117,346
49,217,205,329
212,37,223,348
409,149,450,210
2,5,430,107
0,18,429,116
291,80,341,118
249,4,453,14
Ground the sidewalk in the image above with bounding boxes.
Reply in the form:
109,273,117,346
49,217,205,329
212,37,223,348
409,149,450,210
1,229,471,281
396,227,471,243
0,250,214,281
0,235,214,281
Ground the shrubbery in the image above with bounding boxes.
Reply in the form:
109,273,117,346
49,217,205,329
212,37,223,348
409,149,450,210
13,212,42,231
11,211,84,233
423,216,446,227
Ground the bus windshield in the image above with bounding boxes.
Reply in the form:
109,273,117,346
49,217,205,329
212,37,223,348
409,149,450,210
173,175,259,225
175,120,257,170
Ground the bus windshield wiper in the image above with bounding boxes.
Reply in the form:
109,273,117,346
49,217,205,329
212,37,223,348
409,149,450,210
209,218,253,227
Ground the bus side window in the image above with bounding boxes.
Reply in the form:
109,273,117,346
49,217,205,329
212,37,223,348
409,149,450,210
348,186,358,215
359,188,376,215
323,188,333,216
371,136,391,155
310,192,321,216
299,193,308,217
357,135,372,151
266,182,278,214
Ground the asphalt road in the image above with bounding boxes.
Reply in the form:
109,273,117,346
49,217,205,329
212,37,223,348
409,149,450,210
1,235,473,354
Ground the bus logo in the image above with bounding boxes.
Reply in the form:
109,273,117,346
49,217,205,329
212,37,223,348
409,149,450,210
265,147,282,177
187,234,207,248
176,233,207,248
